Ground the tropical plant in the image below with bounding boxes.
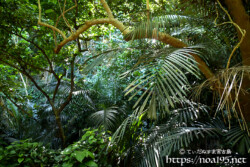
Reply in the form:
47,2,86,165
0,0,249,166
0,127,117,167
88,106,125,131
123,46,201,119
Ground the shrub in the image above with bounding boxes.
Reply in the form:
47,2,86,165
0,140,58,167
0,127,116,167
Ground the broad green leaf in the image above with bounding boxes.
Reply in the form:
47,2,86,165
85,160,98,167
75,151,87,162
45,9,54,14
62,163,73,167
18,157,24,163
75,150,94,162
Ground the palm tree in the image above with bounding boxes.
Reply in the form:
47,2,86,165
89,106,125,131
110,9,250,165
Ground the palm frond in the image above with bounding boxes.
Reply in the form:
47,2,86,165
226,126,250,154
71,90,95,110
125,14,208,42
80,49,121,74
193,66,250,131
88,106,122,130
137,122,222,167
111,109,142,143
125,47,200,119
172,99,209,125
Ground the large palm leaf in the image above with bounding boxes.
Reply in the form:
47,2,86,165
88,106,124,131
111,109,142,143
226,126,250,154
136,120,223,167
125,15,206,42
124,46,200,119
111,99,211,166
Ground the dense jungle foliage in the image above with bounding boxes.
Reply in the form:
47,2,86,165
0,0,249,166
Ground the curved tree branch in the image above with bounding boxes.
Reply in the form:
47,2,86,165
38,0,214,79
100,0,114,18
38,0,67,39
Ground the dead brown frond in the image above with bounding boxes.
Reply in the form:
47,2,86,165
193,66,250,134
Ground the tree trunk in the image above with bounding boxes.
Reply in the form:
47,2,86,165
55,113,66,147
224,0,250,66
224,0,250,122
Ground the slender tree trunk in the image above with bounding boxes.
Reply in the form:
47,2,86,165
146,0,150,21
55,113,66,147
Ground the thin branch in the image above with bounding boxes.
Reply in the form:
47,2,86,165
0,58,22,72
20,68,56,111
54,18,127,53
74,0,78,29
3,28,53,69
38,0,67,39
214,0,246,69
58,54,76,114
82,48,119,67
13,31,60,81
52,68,66,102
2,92,33,118
57,0,76,33
0,32,58,80
3,52,51,72
0,53,59,105
52,78,62,102
62,0,73,32
53,0,77,47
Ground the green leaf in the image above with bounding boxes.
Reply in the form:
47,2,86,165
30,4,37,10
85,160,98,167
87,151,94,159
18,157,24,163
10,150,16,154
75,150,90,162
45,9,54,14
62,163,73,167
